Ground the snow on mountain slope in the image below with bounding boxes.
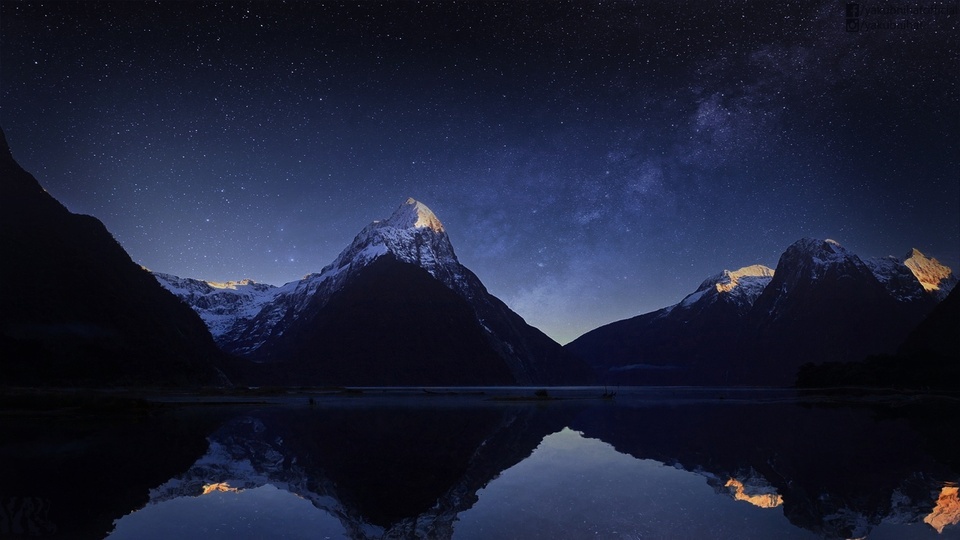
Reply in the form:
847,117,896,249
755,238,881,317
569,237,952,386
903,248,956,301
317,197,464,293
713,264,776,294
152,198,461,352
699,264,775,305
216,198,473,356
661,241,950,323
170,198,588,385
864,256,927,303
865,248,955,303
667,264,775,315
787,238,860,279
153,272,278,340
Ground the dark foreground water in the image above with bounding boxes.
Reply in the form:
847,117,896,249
1,387,958,539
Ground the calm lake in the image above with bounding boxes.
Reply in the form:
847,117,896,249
1,387,958,539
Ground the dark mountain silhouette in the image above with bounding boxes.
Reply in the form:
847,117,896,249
797,284,959,389
565,265,774,385
901,282,960,359
743,238,933,384
260,255,517,385
0,127,225,386
160,199,593,386
568,238,951,387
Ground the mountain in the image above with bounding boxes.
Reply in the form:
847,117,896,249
565,264,775,385
797,284,960,389
901,282,960,360
0,126,225,387
151,273,278,341
158,198,592,386
742,238,934,383
865,254,928,303
567,238,953,386
865,248,956,304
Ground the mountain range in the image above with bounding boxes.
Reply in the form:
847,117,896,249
2,124,955,388
566,238,956,386
154,198,592,386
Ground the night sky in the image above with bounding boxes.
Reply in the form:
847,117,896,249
2,1,957,343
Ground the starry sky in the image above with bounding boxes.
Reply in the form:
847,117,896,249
2,1,958,344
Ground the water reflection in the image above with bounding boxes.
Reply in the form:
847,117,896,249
723,477,783,509
0,390,957,539
113,399,573,539
110,483,345,540
0,406,224,539
569,393,960,539
925,485,960,534
455,428,812,539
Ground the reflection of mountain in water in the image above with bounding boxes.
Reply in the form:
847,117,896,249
145,400,574,539
2,394,957,539
570,395,960,539
926,485,960,533
722,475,783,509
0,404,227,540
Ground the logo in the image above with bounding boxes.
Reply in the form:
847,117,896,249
846,2,861,31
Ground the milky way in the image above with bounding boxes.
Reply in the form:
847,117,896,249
2,1,957,343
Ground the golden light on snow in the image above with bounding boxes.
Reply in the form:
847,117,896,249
714,265,775,294
724,478,783,509
201,482,243,495
924,485,960,534
904,249,954,292
715,282,736,293
207,279,259,290
406,198,445,232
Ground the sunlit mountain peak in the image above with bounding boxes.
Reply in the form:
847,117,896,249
904,248,955,294
208,279,261,290
714,265,775,293
379,197,445,233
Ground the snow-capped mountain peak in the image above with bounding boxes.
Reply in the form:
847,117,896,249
865,248,956,302
153,272,279,339
795,237,852,263
865,255,926,303
713,265,775,294
669,264,775,314
903,248,956,299
321,198,461,287
153,197,588,385
775,237,867,283
380,197,445,232
178,199,469,355
206,278,274,292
